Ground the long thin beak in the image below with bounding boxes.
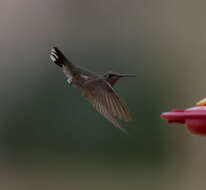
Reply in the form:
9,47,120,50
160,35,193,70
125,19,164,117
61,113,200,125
119,74,136,78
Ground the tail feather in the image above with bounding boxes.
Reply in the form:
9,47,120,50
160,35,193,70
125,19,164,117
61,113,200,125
49,47,73,68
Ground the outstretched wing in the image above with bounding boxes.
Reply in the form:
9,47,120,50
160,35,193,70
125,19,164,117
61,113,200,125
91,99,128,134
83,78,131,133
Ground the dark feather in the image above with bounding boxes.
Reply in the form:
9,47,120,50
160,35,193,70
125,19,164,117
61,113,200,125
82,78,131,133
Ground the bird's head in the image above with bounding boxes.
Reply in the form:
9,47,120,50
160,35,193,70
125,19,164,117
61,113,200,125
103,72,136,86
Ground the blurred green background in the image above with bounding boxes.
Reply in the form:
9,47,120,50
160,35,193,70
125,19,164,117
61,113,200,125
1,0,206,189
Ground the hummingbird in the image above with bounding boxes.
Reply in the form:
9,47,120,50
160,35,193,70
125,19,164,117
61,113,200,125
49,47,136,133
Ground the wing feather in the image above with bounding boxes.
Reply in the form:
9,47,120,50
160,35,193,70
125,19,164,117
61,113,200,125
90,96,127,134
82,78,131,133
89,79,131,121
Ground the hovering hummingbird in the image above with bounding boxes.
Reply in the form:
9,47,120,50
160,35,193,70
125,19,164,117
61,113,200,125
49,47,136,133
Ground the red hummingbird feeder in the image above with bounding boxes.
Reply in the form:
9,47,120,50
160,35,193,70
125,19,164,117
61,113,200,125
161,98,206,135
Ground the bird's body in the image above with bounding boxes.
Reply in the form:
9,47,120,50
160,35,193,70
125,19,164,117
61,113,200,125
50,47,135,133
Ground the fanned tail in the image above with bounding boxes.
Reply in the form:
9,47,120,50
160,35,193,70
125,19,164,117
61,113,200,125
49,47,74,68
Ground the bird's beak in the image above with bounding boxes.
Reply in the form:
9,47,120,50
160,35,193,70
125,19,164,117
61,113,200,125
118,74,136,78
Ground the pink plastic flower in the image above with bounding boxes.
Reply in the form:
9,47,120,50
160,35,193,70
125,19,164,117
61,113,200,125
161,106,206,135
